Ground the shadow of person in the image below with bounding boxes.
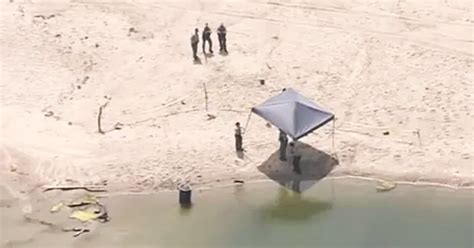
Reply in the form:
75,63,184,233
257,142,338,193
260,186,333,222
219,50,229,56
236,150,245,159
193,57,202,64
204,53,214,58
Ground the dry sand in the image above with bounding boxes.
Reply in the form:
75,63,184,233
1,0,473,200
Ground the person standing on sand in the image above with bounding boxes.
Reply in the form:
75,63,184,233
191,28,199,60
217,23,228,53
235,122,243,152
278,129,288,161
202,23,213,54
289,142,301,174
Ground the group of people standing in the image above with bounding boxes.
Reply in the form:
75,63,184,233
190,23,228,61
234,123,302,175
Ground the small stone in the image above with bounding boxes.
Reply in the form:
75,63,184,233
44,111,54,117
82,76,89,84
383,131,390,135
95,43,100,48
128,27,137,35
77,85,81,89
114,122,123,130
68,122,72,125
207,114,216,120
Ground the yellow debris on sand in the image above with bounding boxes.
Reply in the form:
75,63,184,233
50,194,109,223
70,209,101,222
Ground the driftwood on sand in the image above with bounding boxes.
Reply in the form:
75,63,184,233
203,82,209,112
62,227,91,237
97,101,109,134
42,185,107,192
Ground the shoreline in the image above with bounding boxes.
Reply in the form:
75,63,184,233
96,172,474,198
1,165,472,202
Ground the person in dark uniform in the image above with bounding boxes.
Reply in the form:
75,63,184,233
289,142,301,174
278,129,288,161
217,23,228,53
202,23,213,54
235,122,243,152
190,28,199,60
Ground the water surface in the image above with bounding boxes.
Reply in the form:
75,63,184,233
80,179,474,248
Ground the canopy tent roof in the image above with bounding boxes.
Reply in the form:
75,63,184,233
251,88,334,140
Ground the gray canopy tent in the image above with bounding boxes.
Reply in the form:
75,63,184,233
249,88,335,140
245,88,337,198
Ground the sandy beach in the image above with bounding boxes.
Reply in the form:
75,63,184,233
1,0,473,208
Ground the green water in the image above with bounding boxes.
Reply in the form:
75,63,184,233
72,179,473,248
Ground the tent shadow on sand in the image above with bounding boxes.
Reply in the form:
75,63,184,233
257,142,338,193
257,142,338,221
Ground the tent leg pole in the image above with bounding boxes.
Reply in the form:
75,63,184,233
331,119,336,154
243,112,252,133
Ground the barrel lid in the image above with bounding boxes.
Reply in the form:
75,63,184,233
178,184,191,191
